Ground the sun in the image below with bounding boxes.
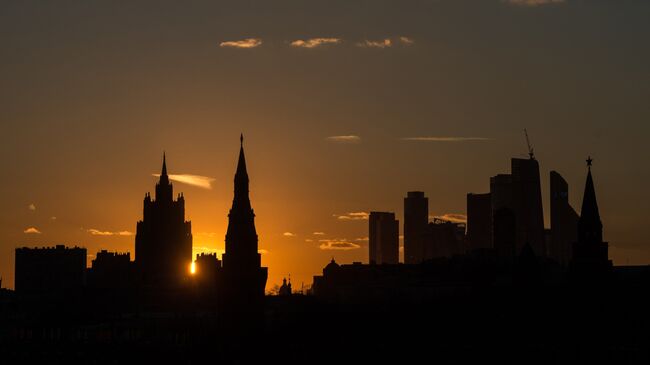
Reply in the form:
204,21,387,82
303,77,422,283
190,261,196,275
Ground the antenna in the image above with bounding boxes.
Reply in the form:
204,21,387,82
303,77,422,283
524,129,535,160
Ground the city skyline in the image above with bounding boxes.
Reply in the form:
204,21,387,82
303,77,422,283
2,0,650,291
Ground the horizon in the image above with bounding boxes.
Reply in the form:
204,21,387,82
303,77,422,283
2,0,649,291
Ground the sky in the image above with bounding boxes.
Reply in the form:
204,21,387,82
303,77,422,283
1,0,649,291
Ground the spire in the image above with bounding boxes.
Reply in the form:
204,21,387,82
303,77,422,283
578,156,602,243
160,151,169,185
233,134,250,207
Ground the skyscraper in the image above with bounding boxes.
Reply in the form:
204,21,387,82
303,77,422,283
466,193,492,252
221,135,268,317
135,154,192,288
369,212,399,264
511,158,546,257
549,171,579,265
404,191,429,264
570,158,612,280
490,158,545,258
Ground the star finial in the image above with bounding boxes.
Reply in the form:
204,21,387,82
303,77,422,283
586,156,593,168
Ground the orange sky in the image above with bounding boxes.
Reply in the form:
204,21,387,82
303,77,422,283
1,0,649,290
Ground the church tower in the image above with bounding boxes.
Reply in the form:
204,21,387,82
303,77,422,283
222,135,268,316
569,157,612,281
135,153,193,288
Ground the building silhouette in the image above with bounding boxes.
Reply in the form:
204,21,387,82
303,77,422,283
570,158,612,280
404,191,428,264
221,135,268,318
490,158,545,258
87,250,132,290
511,158,546,257
549,171,579,266
135,153,193,289
466,193,492,252
423,219,465,260
14,245,86,296
193,252,221,292
278,277,292,296
369,211,399,264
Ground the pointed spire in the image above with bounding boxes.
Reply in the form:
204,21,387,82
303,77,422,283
578,156,602,243
160,151,169,185
236,134,249,179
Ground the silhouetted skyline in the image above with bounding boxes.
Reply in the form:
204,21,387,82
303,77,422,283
2,0,650,295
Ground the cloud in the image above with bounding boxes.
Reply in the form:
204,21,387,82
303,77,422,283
358,38,392,48
258,249,269,255
355,237,369,242
152,174,215,189
283,232,296,237
335,212,370,221
305,239,314,242
399,36,415,45
313,232,326,235
430,214,468,223
220,38,262,48
291,38,341,48
50,216,57,221
325,135,361,144
401,137,492,142
24,227,41,234
503,0,565,6
87,229,134,236
28,203,36,211
318,239,361,251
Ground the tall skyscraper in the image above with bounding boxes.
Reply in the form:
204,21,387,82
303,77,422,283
490,174,513,212
489,158,545,258
466,193,492,252
369,212,399,264
570,158,612,279
135,154,192,288
511,158,546,257
404,191,429,264
549,171,579,265
222,135,268,317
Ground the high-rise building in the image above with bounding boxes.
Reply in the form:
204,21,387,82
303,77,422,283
369,212,399,264
135,154,193,288
570,158,612,280
404,191,429,264
549,171,579,265
490,174,513,212
511,158,546,257
221,135,268,317
489,158,545,258
466,193,492,252
15,245,87,295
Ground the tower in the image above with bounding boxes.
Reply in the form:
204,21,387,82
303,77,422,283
570,157,612,280
549,171,579,265
135,153,193,288
221,135,268,318
369,212,399,264
404,191,428,264
511,158,546,257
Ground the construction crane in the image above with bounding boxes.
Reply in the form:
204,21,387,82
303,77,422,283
524,129,535,160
